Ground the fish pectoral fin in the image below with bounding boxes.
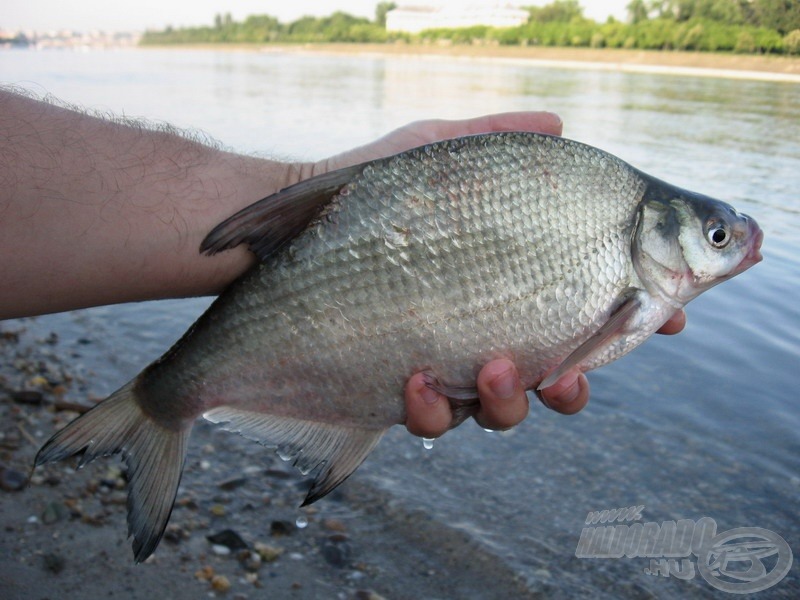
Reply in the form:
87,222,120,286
421,371,479,402
537,292,643,390
203,407,384,505
200,164,365,262
421,371,480,428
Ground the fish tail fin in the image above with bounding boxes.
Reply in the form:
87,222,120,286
34,381,192,563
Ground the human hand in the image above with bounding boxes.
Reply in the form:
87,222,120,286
309,111,564,174
404,310,686,438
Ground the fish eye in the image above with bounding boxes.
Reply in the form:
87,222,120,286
705,219,730,249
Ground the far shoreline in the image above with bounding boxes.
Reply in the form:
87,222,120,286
140,42,800,83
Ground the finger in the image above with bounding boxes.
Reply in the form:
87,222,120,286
537,369,589,415
404,372,453,438
474,359,529,430
656,309,686,335
323,112,564,172
431,111,563,139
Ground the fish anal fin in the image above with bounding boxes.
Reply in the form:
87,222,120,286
34,381,192,563
538,292,643,390
203,407,384,505
200,164,365,262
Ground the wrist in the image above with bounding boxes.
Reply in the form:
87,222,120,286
178,152,310,297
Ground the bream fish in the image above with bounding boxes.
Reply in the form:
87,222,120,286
35,132,763,562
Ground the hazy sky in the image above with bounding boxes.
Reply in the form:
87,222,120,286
4,1,630,32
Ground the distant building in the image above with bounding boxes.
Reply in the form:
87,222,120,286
0,28,140,49
386,3,529,34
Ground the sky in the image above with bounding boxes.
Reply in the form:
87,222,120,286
4,1,631,32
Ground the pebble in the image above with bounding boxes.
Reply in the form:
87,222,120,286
0,431,21,450
207,529,248,551
269,520,295,536
264,468,292,479
11,389,44,405
176,495,199,510
210,504,226,517
320,534,351,568
28,375,50,389
164,523,190,544
1,329,20,342
0,465,28,491
322,518,347,532
42,552,66,574
195,565,215,581
253,542,283,563
237,549,262,572
210,574,231,592
42,501,68,524
211,544,232,556
218,476,249,491
354,591,388,600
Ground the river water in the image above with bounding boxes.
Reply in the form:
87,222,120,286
2,48,799,597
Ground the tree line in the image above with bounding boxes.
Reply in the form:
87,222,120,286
139,1,800,55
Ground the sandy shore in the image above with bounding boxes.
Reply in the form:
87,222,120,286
145,42,800,83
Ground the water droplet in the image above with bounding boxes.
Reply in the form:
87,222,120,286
295,516,308,529
422,437,435,450
276,446,297,462
483,428,494,433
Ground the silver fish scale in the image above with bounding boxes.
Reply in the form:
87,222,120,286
150,134,648,429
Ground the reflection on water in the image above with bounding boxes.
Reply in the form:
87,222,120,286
3,48,799,596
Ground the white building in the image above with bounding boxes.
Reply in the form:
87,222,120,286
386,3,529,34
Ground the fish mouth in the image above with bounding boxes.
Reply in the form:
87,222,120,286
736,219,763,273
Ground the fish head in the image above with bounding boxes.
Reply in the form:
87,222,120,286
633,180,763,306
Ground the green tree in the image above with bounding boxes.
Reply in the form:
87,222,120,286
528,0,584,23
754,0,800,34
785,29,800,53
375,2,397,27
627,0,649,23
734,29,755,51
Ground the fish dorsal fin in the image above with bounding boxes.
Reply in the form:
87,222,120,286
537,292,642,390
203,407,384,505
200,164,364,262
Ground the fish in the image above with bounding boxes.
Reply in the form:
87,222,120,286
34,132,763,562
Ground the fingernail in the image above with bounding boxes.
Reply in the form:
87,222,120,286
546,111,563,127
539,371,580,407
488,367,517,400
420,385,440,405
559,372,581,403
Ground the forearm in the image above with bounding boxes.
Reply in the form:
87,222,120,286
0,90,298,319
